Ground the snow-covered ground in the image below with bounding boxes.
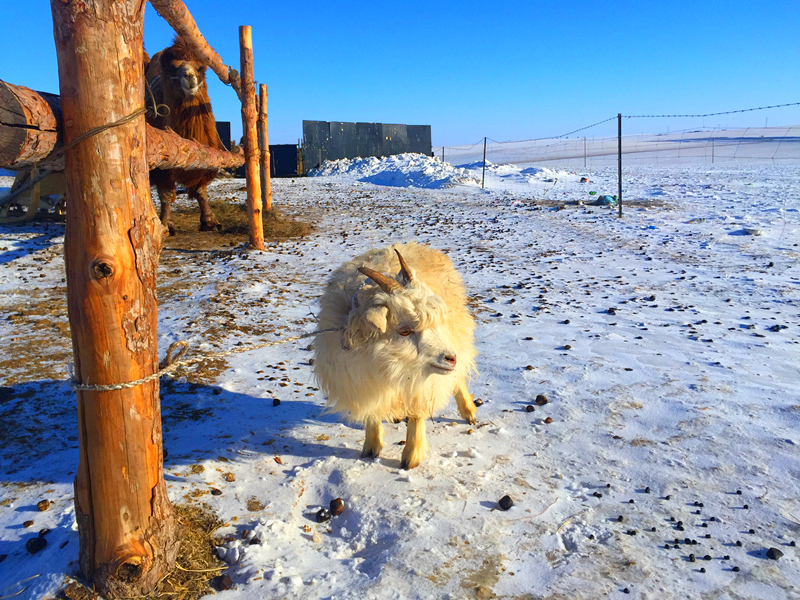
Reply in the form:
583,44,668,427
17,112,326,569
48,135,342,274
1,147,800,599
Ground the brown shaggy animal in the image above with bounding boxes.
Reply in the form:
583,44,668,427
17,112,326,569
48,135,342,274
145,36,225,234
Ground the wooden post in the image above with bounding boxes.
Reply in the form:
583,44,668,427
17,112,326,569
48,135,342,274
239,25,265,250
297,138,304,176
258,84,272,212
50,1,178,597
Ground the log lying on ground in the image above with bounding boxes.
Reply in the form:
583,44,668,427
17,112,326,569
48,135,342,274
0,80,244,172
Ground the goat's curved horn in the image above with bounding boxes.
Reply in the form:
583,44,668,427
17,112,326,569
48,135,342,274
394,249,414,285
358,267,401,293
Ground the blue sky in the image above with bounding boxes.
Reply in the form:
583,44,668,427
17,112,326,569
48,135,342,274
2,1,799,146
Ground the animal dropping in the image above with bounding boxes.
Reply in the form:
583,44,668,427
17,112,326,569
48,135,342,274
314,243,477,470
25,537,46,555
213,574,233,591
330,497,345,516
316,508,332,523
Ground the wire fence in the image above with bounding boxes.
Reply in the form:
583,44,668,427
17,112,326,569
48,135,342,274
435,102,800,170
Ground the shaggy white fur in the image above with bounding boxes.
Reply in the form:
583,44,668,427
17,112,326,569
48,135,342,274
314,242,477,469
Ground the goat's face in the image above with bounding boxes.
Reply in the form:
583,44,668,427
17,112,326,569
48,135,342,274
165,56,206,98
402,324,459,375
386,297,457,376
348,291,457,380
344,249,459,384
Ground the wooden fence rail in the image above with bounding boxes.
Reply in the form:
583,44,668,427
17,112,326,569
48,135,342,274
0,80,244,172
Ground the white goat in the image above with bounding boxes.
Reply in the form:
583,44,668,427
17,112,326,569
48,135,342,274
314,242,477,469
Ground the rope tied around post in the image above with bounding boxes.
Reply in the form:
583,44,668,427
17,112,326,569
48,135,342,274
1,107,149,208
68,328,340,392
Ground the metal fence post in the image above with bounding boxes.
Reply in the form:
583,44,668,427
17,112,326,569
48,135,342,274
482,137,487,189
618,113,622,218
712,133,715,164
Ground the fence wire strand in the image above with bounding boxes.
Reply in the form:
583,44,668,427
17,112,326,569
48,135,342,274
437,101,799,169
626,101,800,119
439,101,800,157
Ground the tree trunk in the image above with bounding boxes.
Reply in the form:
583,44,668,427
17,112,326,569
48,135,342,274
50,1,179,597
0,80,244,172
239,25,265,250
258,83,272,212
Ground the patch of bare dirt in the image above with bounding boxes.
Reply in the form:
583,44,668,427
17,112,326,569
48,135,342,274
1,180,313,389
164,180,312,251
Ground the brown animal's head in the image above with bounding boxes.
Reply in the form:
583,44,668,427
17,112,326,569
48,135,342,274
145,35,224,160
159,36,208,99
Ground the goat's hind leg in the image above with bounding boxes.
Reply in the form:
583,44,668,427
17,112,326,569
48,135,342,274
361,416,384,459
455,382,477,425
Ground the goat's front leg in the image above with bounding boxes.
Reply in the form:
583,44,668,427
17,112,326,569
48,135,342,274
401,417,428,470
361,416,384,459
455,383,477,425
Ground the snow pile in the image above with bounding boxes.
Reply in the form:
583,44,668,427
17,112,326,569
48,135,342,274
458,160,582,193
309,153,479,189
307,152,584,195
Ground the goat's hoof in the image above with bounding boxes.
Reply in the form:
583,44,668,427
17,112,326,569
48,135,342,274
400,457,420,470
166,223,176,236
361,447,382,460
400,448,424,470
459,408,477,425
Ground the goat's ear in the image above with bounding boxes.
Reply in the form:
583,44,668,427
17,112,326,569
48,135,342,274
364,306,389,333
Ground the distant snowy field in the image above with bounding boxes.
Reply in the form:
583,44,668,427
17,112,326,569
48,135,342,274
1,143,800,599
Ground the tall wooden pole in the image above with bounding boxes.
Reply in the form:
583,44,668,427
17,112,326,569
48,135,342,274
258,83,272,212
239,25,265,250
50,1,178,597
